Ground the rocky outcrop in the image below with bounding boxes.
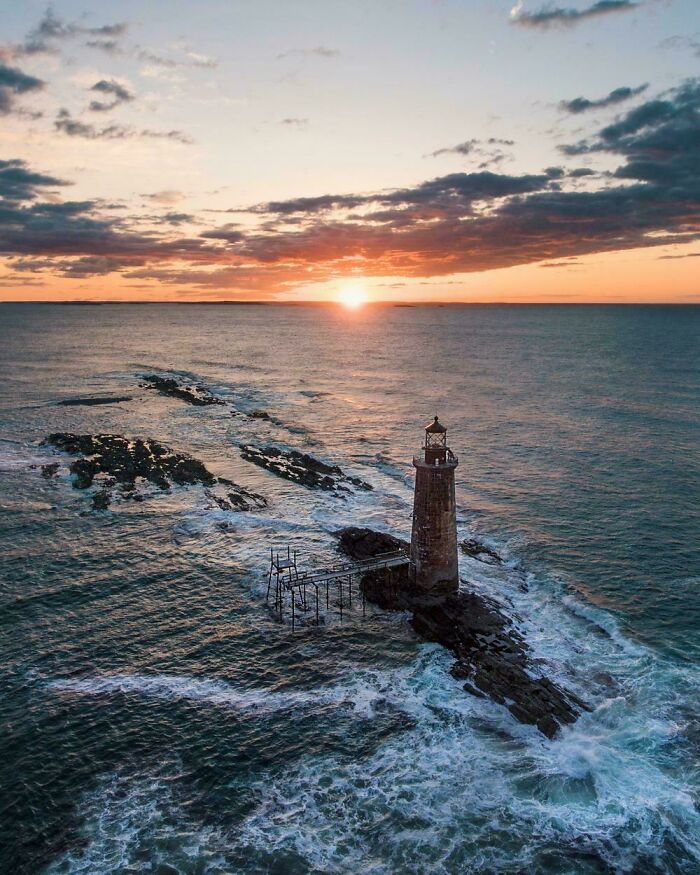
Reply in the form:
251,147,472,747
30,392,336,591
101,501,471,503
240,445,373,493
337,526,589,738
42,433,268,515
141,375,225,407
57,396,133,406
41,462,59,478
206,480,268,512
460,538,503,565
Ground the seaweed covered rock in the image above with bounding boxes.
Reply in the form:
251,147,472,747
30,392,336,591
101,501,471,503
43,433,217,508
337,526,589,738
141,375,225,407
240,445,372,493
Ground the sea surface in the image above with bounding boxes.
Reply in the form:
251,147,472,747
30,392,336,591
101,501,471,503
0,302,698,874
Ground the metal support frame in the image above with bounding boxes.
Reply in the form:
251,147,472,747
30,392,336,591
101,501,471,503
265,547,411,632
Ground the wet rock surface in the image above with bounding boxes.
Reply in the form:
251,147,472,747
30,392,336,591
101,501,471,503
337,526,589,738
206,480,268,512
57,396,133,407
42,433,232,512
240,444,373,493
41,462,59,478
141,375,225,406
460,537,503,565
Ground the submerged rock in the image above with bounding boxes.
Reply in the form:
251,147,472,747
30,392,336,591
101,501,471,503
43,433,217,506
57,396,132,407
337,526,589,738
240,444,373,493
460,537,503,565
206,484,268,512
141,375,224,407
91,489,112,511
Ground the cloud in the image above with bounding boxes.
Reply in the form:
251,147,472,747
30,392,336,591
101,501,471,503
11,8,128,57
4,77,700,296
661,35,700,58
88,78,134,112
280,117,309,127
276,46,340,60
136,47,218,70
511,1,639,29
0,62,45,115
0,158,66,200
144,190,185,206
428,138,516,167
54,109,192,143
560,84,648,114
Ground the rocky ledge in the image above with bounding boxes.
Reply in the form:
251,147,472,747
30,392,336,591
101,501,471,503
460,537,503,565
57,395,133,407
337,526,589,738
141,375,225,406
43,433,266,512
240,444,373,493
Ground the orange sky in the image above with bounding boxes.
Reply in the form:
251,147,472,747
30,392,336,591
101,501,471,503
1,2,699,303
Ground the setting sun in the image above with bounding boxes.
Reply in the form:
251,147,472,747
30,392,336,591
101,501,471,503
337,285,368,309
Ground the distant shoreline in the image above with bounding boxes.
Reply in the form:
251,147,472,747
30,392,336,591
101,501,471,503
2,301,699,307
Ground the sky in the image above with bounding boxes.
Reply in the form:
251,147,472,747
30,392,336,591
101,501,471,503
0,0,699,303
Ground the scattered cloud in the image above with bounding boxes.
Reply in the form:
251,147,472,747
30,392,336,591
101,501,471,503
559,84,647,114
276,46,340,60
9,8,128,58
144,190,186,206
511,1,639,29
136,47,218,70
0,62,45,115
54,108,192,143
428,138,516,167
3,76,699,296
88,78,134,112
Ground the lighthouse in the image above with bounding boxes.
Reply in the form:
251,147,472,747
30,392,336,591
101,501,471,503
410,416,459,597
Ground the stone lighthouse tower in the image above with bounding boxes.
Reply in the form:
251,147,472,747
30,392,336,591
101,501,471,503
410,416,459,597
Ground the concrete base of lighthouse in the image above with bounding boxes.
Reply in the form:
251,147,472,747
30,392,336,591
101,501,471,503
410,457,459,598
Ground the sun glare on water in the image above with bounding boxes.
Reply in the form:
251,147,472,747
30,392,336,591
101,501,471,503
337,285,368,309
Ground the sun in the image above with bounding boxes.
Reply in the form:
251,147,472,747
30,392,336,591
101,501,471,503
337,284,368,309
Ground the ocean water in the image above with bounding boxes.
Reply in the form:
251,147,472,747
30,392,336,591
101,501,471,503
0,302,698,874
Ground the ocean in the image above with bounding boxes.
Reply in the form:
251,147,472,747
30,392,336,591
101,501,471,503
0,302,698,874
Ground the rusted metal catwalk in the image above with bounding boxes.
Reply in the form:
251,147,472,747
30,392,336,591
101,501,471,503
266,547,411,630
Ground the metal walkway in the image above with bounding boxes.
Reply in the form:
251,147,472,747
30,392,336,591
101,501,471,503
266,547,411,630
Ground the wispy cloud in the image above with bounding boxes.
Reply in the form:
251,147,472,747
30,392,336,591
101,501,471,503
9,7,128,57
427,138,515,168
511,1,640,29
276,46,340,60
559,83,647,114
88,78,134,112
54,108,192,143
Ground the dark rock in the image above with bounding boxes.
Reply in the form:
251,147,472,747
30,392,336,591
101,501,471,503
240,445,373,493
463,682,486,699
141,375,224,406
461,538,503,565
92,489,111,510
41,462,59,478
58,396,132,406
337,525,589,738
249,409,272,420
206,484,268,512
43,433,217,507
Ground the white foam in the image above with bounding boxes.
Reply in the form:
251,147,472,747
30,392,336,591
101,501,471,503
47,670,405,719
